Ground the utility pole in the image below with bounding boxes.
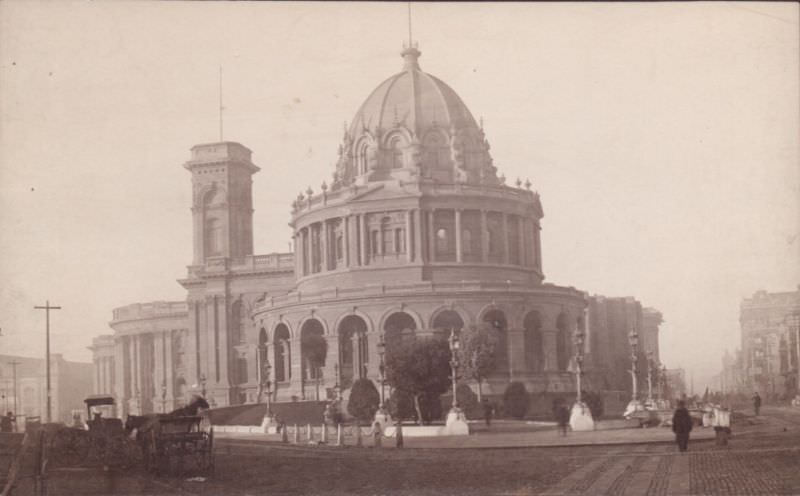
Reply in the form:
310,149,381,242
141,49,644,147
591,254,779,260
34,301,61,423
9,360,20,418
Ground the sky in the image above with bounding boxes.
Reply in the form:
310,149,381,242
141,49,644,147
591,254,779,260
1,2,798,392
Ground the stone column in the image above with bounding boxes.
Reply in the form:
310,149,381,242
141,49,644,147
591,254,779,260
300,229,307,276
344,216,351,267
413,209,423,263
153,334,164,411
501,213,510,264
320,221,329,272
92,359,99,395
427,210,436,262
288,338,303,398
480,210,489,263
164,331,174,409
517,217,526,266
455,209,463,263
405,210,413,262
321,334,340,398
535,223,542,270
508,329,525,375
543,330,558,372
360,214,368,265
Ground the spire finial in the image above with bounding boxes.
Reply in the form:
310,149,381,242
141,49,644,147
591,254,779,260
408,1,413,48
219,65,224,142
401,2,420,70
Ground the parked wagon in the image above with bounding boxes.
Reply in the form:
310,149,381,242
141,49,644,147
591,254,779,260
49,395,140,469
145,415,214,477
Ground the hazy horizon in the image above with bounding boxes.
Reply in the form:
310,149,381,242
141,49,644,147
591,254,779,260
1,2,798,393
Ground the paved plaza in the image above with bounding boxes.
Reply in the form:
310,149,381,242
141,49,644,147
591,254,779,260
3,406,800,495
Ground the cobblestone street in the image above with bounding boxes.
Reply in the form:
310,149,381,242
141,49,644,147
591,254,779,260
5,406,798,496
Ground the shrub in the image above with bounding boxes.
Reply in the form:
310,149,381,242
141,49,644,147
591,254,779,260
582,391,604,420
347,378,380,422
455,383,478,417
388,390,443,424
503,382,530,419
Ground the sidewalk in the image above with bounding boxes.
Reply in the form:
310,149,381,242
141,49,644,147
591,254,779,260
215,422,717,449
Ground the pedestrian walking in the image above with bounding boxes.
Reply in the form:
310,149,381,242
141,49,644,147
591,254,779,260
752,392,761,416
672,400,693,452
483,399,494,428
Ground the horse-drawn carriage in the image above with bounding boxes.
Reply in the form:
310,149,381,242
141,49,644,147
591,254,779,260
125,395,214,477
49,395,140,468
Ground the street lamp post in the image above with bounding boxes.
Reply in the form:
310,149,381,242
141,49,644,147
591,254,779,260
377,333,386,407
200,374,207,398
646,351,654,404
573,328,586,404
263,358,273,417
449,328,460,410
628,327,639,402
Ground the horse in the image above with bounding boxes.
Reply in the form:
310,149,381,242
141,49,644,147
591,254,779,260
166,395,210,417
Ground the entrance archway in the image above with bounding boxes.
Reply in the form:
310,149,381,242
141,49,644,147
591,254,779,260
338,315,368,388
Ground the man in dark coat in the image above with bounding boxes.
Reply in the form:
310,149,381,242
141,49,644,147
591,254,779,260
752,392,761,416
672,400,693,452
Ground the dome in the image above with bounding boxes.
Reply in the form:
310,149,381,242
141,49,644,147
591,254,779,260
348,46,479,138
332,45,498,188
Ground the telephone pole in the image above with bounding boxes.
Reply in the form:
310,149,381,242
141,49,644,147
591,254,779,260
9,360,20,417
34,301,61,423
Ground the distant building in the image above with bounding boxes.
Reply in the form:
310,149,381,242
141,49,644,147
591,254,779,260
0,354,93,423
665,368,687,399
740,286,800,399
585,297,663,397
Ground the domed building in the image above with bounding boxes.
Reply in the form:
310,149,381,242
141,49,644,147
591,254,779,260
90,43,662,415
252,43,586,400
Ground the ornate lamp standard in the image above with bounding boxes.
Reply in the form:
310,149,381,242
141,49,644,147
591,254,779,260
200,374,207,398
573,327,586,404
448,328,461,411
373,334,391,428
262,358,273,416
377,333,387,408
624,327,643,416
646,351,654,405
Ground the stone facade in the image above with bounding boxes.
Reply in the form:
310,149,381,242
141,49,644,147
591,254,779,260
739,286,800,399
91,43,663,414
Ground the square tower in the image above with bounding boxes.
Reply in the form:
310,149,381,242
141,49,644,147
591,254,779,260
184,142,259,264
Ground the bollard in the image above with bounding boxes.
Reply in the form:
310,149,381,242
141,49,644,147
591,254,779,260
336,424,343,447
322,423,328,444
373,421,382,448
281,423,289,443
307,423,312,442
396,420,404,448
356,421,363,447
293,424,299,444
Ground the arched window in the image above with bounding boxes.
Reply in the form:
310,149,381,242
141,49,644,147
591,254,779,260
436,228,449,253
523,311,543,372
357,141,369,175
390,137,404,168
204,218,222,257
274,324,291,383
556,313,570,372
462,229,473,255
383,312,417,350
432,310,464,341
483,309,508,373
338,315,369,388
381,217,393,254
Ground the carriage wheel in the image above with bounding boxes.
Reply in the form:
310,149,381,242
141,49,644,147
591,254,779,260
51,429,89,467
